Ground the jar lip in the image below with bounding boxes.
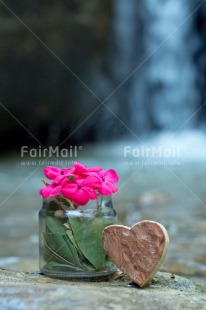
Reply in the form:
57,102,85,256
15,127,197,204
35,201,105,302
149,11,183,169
43,194,113,200
42,194,113,205
42,195,114,213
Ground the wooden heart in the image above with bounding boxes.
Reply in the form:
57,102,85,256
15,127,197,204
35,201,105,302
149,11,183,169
102,221,169,287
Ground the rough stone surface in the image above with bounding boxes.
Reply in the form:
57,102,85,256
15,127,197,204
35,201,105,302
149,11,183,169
0,268,206,310
103,221,169,287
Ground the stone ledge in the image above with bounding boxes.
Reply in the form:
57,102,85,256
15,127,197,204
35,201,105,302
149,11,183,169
0,269,206,309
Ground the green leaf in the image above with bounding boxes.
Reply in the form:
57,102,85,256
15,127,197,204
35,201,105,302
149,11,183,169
45,232,82,267
62,234,82,266
66,230,79,248
104,257,115,269
68,217,107,270
42,233,72,264
45,216,68,234
68,176,75,182
66,230,83,257
46,261,85,271
81,261,96,271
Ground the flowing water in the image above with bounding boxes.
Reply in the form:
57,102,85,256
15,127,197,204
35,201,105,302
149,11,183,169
0,130,206,284
110,0,200,132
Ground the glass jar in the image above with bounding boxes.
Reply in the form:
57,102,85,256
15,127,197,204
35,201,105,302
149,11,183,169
39,195,117,279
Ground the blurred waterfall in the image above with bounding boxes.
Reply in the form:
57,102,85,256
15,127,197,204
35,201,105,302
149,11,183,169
112,0,200,133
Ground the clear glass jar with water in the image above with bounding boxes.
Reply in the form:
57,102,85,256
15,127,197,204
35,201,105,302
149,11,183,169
39,195,117,279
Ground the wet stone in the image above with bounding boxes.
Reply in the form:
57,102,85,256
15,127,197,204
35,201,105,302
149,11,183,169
0,269,206,310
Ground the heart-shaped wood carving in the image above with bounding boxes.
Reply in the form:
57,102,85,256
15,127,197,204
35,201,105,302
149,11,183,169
102,221,169,288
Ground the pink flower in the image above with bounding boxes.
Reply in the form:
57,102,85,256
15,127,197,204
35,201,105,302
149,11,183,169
96,169,119,195
44,166,74,183
73,162,102,175
53,168,75,184
62,176,100,206
39,162,119,205
39,183,62,198
44,166,61,180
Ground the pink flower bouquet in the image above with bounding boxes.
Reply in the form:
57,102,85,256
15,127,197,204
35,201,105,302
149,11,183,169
40,161,119,206
39,162,119,278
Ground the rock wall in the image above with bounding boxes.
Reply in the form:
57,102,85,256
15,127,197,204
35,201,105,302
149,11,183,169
195,1,206,122
0,1,206,151
0,1,112,149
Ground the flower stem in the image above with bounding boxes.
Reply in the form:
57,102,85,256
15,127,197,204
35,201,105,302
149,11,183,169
97,195,102,215
54,196,76,211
